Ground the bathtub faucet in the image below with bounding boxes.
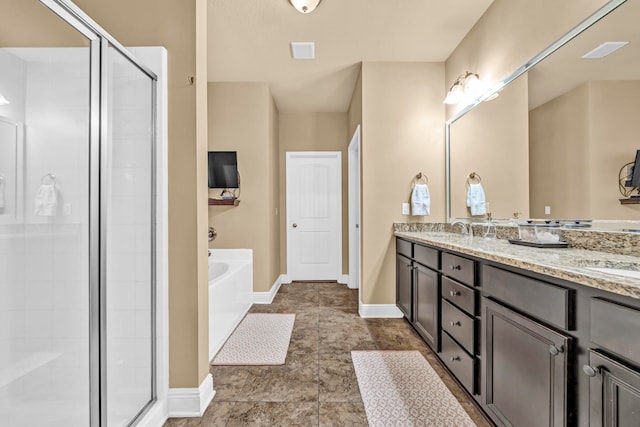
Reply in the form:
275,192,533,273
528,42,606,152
208,226,217,242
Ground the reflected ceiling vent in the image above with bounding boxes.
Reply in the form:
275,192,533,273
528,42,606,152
291,42,315,59
581,41,629,59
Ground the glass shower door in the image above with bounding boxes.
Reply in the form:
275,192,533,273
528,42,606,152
104,43,155,426
0,2,93,425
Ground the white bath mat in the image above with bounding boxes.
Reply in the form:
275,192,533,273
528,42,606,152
211,313,295,365
351,350,477,427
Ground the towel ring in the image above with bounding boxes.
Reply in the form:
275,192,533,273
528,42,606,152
466,172,482,186
412,172,429,188
41,173,56,185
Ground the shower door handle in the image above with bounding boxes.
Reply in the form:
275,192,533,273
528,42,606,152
292,223,298,228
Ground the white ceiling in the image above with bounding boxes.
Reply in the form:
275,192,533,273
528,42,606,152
207,0,494,113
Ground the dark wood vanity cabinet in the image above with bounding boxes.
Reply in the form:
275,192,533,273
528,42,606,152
483,298,570,427
395,236,640,427
396,253,413,321
585,350,640,427
395,239,440,351
413,263,440,350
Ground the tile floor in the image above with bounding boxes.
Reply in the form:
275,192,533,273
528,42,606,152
164,281,493,426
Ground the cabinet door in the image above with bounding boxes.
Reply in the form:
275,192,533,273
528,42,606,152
413,263,439,351
586,350,640,427
396,254,413,321
483,298,570,427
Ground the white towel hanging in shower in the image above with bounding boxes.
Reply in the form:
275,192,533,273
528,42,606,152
34,183,57,216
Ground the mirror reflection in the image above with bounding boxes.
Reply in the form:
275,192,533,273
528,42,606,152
448,0,640,225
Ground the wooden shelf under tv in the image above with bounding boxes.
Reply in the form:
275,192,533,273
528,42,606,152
619,198,640,205
208,198,240,206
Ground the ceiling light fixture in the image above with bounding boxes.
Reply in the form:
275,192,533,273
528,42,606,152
444,71,494,106
0,92,9,106
289,0,322,14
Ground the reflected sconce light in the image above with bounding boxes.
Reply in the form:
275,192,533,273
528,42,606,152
444,71,492,105
0,92,9,106
289,0,322,14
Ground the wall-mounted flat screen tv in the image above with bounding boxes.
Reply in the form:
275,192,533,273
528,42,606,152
208,151,239,189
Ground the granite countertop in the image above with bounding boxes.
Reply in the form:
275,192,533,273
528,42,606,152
395,231,640,300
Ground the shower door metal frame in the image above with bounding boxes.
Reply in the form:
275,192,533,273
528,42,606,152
39,1,159,426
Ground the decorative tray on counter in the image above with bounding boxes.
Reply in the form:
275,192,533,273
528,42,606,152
508,239,569,248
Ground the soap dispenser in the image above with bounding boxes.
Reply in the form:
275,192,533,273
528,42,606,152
483,211,496,239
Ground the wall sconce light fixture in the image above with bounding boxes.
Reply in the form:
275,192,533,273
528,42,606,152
0,92,9,106
289,0,322,14
444,71,489,106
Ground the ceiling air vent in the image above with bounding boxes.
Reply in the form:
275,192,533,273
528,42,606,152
291,42,315,60
581,41,629,59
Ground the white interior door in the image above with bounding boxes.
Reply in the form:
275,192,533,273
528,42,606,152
286,152,342,281
348,126,361,290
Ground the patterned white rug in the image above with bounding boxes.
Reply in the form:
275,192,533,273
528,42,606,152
351,350,477,427
211,313,295,365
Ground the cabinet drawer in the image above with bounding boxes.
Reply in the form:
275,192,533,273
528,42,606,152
482,265,572,330
442,253,475,286
441,331,475,394
396,238,412,258
442,299,475,354
414,244,439,270
442,276,476,315
591,298,640,366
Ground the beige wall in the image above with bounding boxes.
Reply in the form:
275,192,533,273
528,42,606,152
208,82,281,293
530,84,590,218
278,113,349,275
450,74,530,219
530,81,640,219
348,67,363,140
361,62,445,304
446,0,609,120
71,0,210,389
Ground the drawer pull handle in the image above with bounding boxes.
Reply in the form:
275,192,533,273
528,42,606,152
449,356,460,362
549,345,564,356
450,321,461,327
582,365,599,377
449,265,462,270
449,290,460,297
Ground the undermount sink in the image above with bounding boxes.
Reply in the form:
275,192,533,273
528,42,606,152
586,267,640,280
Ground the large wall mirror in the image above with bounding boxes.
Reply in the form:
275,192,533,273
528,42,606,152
447,0,640,229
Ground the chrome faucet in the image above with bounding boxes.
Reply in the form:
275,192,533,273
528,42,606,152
450,220,473,237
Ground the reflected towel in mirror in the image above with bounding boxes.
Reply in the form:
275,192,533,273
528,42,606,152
411,184,430,216
467,182,486,215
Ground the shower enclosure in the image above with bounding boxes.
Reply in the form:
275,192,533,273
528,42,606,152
0,1,161,426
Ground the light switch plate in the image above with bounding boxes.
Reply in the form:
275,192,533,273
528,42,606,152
545,206,551,215
402,203,410,215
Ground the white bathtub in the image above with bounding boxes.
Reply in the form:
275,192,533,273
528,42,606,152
208,249,253,361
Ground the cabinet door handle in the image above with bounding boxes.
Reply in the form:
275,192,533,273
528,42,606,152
549,345,564,356
449,356,460,362
450,321,461,327
582,365,599,377
449,290,460,297
449,265,462,270
406,264,413,269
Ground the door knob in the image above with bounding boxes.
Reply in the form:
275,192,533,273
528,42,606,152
293,223,298,228
583,365,599,377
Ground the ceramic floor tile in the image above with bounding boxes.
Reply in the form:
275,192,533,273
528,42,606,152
319,352,362,402
319,402,368,426
226,402,318,426
165,281,493,427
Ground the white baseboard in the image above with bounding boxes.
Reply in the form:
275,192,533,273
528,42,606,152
359,304,404,318
253,274,287,304
167,374,215,418
337,274,349,285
